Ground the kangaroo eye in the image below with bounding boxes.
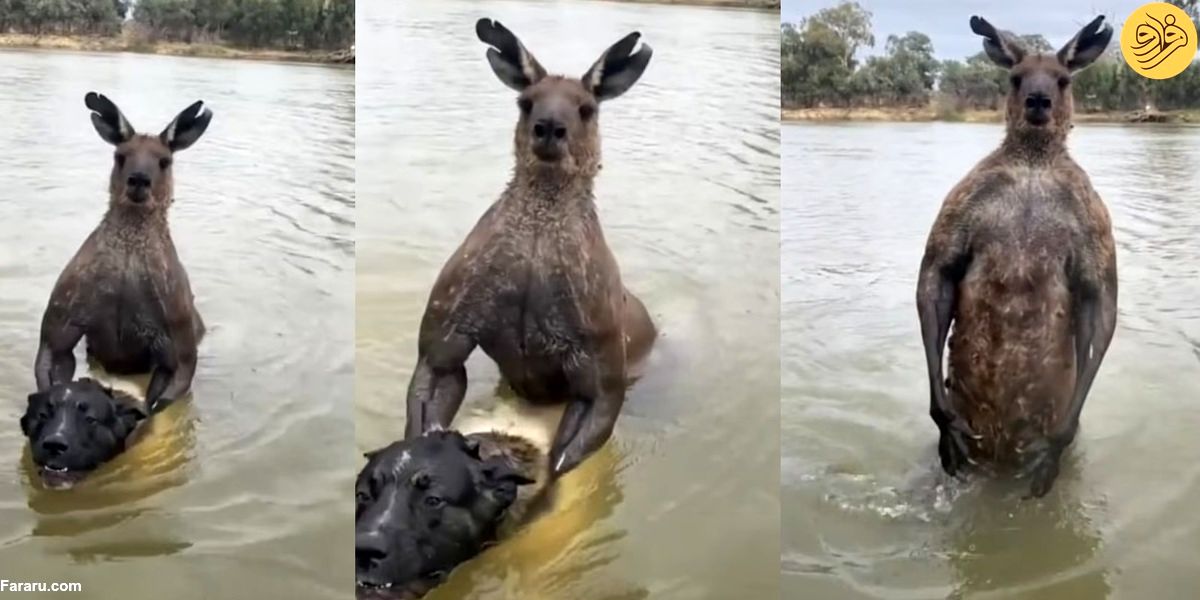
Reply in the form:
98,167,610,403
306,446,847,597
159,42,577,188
579,104,596,121
517,98,532,114
159,157,172,170
1010,75,1022,89
1057,76,1070,88
424,495,445,508
115,153,126,167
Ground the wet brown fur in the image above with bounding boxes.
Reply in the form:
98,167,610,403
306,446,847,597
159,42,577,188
36,94,211,413
917,16,1117,495
405,19,656,480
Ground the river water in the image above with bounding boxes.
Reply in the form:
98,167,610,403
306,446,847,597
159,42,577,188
782,122,1200,599
356,1,779,598
0,49,355,598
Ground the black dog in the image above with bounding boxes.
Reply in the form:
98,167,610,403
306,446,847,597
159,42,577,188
21,378,146,490
355,430,540,597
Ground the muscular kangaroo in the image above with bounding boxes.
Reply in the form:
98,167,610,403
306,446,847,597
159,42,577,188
405,19,657,479
35,92,211,414
916,16,1117,497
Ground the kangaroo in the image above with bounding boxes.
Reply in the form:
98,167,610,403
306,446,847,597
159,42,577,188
916,16,1117,497
35,92,212,414
405,19,657,481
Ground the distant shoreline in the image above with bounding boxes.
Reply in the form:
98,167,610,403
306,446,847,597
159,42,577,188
0,33,353,66
781,106,1199,125
602,0,779,9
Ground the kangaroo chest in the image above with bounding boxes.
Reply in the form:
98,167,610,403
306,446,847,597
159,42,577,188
77,233,176,345
464,229,595,359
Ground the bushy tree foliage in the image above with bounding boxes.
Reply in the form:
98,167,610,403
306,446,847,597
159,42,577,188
0,0,353,50
782,1,1200,112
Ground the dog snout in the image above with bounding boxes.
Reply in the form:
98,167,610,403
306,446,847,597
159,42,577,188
355,529,389,571
40,435,69,457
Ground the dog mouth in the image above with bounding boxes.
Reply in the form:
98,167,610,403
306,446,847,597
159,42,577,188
37,465,90,490
356,572,443,598
355,579,420,600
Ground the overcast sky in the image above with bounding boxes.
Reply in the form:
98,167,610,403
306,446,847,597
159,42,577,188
782,0,1148,59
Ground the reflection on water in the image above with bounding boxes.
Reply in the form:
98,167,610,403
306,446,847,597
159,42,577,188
782,122,1200,598
0,49,354,598
357,0,779,598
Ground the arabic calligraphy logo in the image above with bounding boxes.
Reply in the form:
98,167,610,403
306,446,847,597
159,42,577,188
1121,2,1198,79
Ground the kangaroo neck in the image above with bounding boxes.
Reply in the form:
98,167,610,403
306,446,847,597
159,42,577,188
504,167,595,214
99,203,171,248
1000,127,1068,165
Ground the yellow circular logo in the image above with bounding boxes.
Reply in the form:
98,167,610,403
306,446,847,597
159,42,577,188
1121,2,1198,79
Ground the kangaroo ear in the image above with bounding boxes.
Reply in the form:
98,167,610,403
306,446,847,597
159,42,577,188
20,392,50,437
85,92,135,146
160,100,212,152
1058,15,1112,71
582,32,653,101
969,16,1026,68
476,18,547,91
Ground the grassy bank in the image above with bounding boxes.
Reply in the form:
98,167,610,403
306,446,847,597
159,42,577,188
781,106,1200,124
603,0,779,9
0,33,352,65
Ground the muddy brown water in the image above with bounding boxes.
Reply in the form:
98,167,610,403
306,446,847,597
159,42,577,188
356,1,780,598
0,49,355,598
782,122,1200,599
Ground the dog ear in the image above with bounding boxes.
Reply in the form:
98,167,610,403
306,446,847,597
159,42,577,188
20,392,50,437
458,434,482,459
475,456,535,516
113,403,147,440
481,456,536,487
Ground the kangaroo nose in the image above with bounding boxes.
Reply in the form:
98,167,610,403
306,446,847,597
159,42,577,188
127,172,151,188
1025,93,1052,110
40,437,69,457
533,119,567,142
355,530,389,571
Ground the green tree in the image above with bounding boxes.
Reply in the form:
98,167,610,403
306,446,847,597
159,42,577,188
806,1,874,70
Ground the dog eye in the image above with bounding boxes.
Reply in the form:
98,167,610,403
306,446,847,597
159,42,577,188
424,495,445,508
159,157,172,170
